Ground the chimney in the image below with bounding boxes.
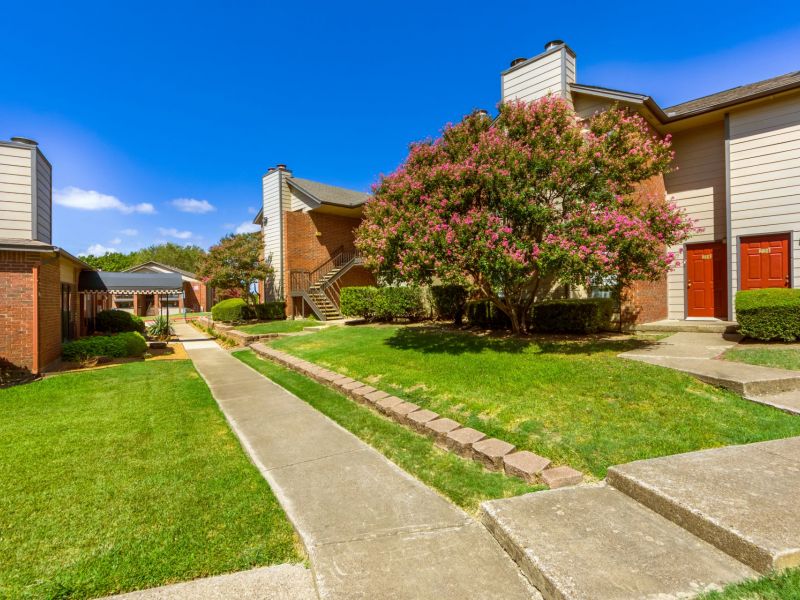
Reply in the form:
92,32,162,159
474,109,490,118
501,40,576,104
10,136,38,146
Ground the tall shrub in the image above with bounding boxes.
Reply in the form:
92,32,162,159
430,285,469,324
95,310,146,334
736,289,800,341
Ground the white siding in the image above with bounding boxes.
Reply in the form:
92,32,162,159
35,151,52,243
262,170,288,299
0,144,33,239
663,122,727,318
502,48,568,103
729,92,800,296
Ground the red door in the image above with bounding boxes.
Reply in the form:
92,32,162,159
740,234,790,290
687,242,727,318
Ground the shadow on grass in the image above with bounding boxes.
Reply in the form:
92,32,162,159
384,325,657,356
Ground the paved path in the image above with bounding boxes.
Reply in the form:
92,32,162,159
621,332,800,411
105,564,316,600
174,323,537,600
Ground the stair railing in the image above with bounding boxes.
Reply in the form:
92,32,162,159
289,246,363,319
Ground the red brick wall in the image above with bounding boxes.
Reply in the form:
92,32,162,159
0,251,37,371
183,280,209,312
38,259,62,369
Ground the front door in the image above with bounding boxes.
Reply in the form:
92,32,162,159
740,233,791,290
686,242,727,318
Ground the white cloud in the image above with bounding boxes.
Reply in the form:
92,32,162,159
80,243,115,256
171,198,215,214
119,228,138,236
158,227,193,240
54,186,155,214
109,237,122,245
235,221,261,234
247,206,258,215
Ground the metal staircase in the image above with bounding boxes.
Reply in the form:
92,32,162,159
289,247,363,320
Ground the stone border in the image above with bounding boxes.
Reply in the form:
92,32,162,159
250,343,584,489
195,316,293,347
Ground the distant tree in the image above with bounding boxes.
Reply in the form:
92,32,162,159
81,252,136,271
196,233,271,304
131,243,207,273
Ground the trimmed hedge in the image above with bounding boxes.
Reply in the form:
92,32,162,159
340,286,425,321
62,332,148,362
531,298,614,334
95,309,145,334
466,300,512,330
211,298,286,323
736,288,800,341
431,284,469,324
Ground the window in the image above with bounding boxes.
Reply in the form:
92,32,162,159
61,284,76,341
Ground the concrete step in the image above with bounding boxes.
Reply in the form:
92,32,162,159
636,319,739,334
745,390,800,415
481,485,754,600
622,355,800,396
607,437,800,574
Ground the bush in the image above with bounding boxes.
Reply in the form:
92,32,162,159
212,298,286,323
736,289,800,341
466,300,512,330
340,286,424,321
62,332,148,362
431,285,469,324
531,298,614,334
341,287,379,319
253,301,286,321
95,309,145,334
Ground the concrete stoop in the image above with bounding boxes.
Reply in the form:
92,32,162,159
636,320,740,334
481,437,800,600
745,390,800,415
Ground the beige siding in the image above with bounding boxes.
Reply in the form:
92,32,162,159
729,92,800,295
262,170,286,298
663,122,727,318
502,48,567,103
572,94,613,120
35,151,52,243
0,144,33,239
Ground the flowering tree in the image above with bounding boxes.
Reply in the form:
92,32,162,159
197,232,271,305
356,97,694,333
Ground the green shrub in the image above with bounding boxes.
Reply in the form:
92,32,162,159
212,298,286,323
95,309,145,334
340,286,424,321
736,289,800,341
466,300,512,329
531,298,614,334
341,287,378,319
254,301,286,321
147,315,175,341
62,332,148,362
431,285,469,324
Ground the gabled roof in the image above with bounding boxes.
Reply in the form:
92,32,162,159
570,70,800,124
123,260,198,280
288,177,369,208
78,271,183,294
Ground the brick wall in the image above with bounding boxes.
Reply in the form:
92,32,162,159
38,258,62,369
0,251,37,371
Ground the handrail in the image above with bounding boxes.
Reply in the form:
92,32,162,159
289,246,362,294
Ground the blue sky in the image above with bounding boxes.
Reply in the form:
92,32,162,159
2,1,799,257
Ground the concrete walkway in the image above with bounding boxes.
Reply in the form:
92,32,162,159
174,323,537,600
621,332,800,411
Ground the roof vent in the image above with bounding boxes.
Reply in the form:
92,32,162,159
10,136,38,146
276,164,288,171
475,109,490,118
509,57,527,68
544,40,565,51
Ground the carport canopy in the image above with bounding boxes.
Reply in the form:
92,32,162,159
78,271,183,294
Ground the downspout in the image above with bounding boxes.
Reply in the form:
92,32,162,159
32,264,39,374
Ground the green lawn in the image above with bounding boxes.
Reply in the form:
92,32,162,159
0,361,301,600
234,350,537,511
724,347,800,371
269,324,800,478
239,319,318,334
699,568,800,599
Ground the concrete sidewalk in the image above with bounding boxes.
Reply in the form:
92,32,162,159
174,323,537,600
621,332,800,410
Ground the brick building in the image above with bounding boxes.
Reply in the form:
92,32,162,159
113,261,214,315
0,137,109,374
253,168,375,319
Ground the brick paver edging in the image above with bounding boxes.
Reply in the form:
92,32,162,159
250,343,584,489
195,316,292,347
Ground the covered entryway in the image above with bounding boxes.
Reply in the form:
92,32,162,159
740,233,791,290
686,242,727,318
